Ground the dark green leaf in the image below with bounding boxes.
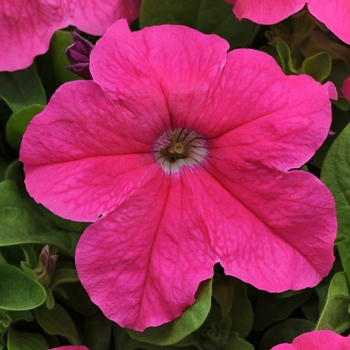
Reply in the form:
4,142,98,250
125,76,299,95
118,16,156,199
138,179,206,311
259,319,315,350
0,64,46,113
230,278,253,338
0,263,46,310
0,181,80,256
212,274,233,316
19,244,38,269
50,30,83,85
302,52,332,82
127,279,212,345
7,310,34,323
316,271,350,333
225,333,254,350
276,41,297,74
34,303,81,345
6,104,45,150
7,328,48,350
49,269,79,289
39,205,90,233
54,283,99,317
83,312,113,350
140,0,258,49
254,289,312,331
321,123,350,278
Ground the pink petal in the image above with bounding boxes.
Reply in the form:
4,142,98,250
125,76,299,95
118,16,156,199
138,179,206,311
20,81,162,222
226,0,307,24
65,0,141,35
0,0,66,71
76,163,335,330
308,0,350,44
271,330,350,349
90,20,229,130
201,156,336,291
202,49,336,170
76,169,215,331
341,77,350,100
0,0,141,72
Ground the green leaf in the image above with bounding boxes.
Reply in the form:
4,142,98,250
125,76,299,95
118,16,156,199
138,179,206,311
174,333,205,349
259,319,315,350
225,333,254,350
316,271,350,333
0,264,46,310
34,303,81,345
0,63,46,113
50,30,83,86
83,312,113,350
302,52,332,82
140,0,258,49
0,181,80,256
19,244,38,268
212,274,233,316
39,205,90,233
6,104,45,150
276,41,297,74
127,279,212,345
45,289,55,310
7,310,34,323
230,278,253,338
49,269,79,289
54,283,99,317
254,289,312,331
7,328,48,350
321,123,350,278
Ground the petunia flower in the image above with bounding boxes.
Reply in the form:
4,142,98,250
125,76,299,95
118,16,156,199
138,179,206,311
271,330,350,349
226,0,350,44
20,20,337,331
0,0,141,72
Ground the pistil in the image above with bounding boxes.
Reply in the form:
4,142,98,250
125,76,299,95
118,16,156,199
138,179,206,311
154,128,207,173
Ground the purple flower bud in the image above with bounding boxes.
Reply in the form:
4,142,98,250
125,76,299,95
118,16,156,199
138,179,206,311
65,31,94,80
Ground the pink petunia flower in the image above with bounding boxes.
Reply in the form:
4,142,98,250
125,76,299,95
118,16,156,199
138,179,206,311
20,20,337,331
226,0,350,44
271,330,350,349
0,0,141,72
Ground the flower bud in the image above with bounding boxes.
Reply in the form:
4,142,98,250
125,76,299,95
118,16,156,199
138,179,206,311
34,245,58,287
65,31,94,80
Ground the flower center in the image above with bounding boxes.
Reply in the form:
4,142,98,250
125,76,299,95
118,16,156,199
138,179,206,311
154,128,207,173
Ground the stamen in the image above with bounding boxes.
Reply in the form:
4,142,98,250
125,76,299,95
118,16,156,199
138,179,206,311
154,128,207,173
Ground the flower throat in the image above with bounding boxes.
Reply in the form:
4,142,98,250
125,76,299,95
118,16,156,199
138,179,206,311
154,128,207,173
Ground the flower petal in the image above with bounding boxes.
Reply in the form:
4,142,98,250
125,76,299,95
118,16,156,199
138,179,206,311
200,157,336,291
271,330,350,349
20,81,162,222
308,0,350,44
76,160,335,331
0,0,66,71
90,20,229,130
66,0,141,35
0,0,141,72
226,0,306,24
203,49,336,170
75,171,215,331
